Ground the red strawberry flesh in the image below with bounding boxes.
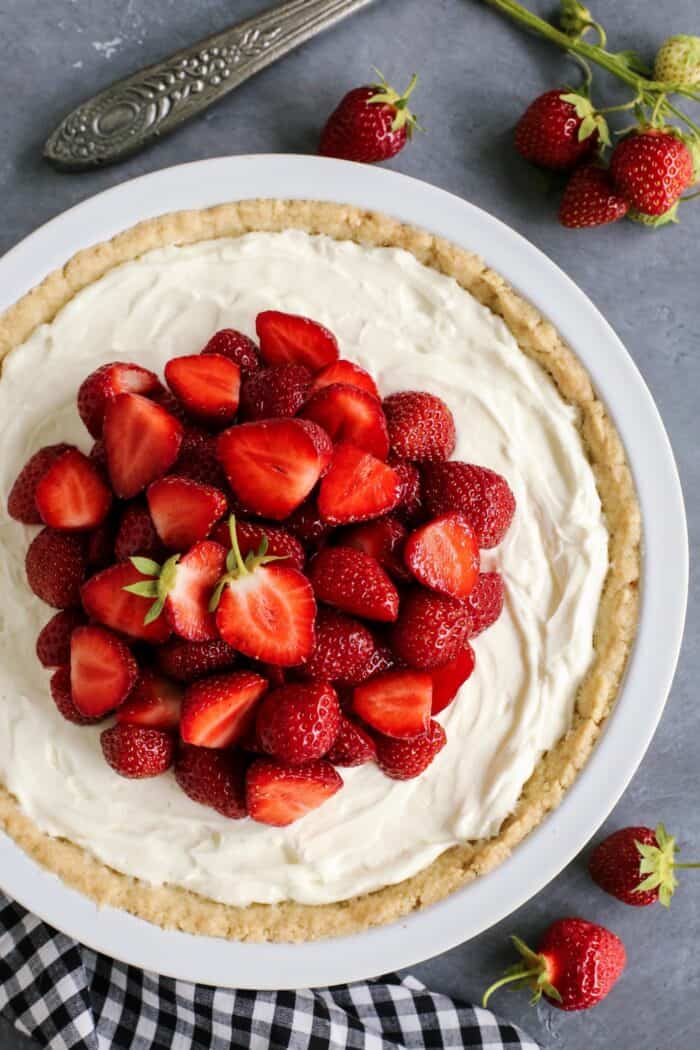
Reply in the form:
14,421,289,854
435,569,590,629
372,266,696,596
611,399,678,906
70,625,138,717
375,718,446,779
308,546,399,622
310,359,379,399
353,669,432,739
165,353,241,426
256,681,340,765
175,745,248,818
201,328,261,374
181,670,268,748
431,644,475,715
383,391,456,462
117,670,183,730
147,476,227,550
301,383,390,459
246,757,343,826
35,449,112,531
77,362,160,439
81,561,171,644
8,443,75,524
103,393,183,499
318,442,402,525
256,310,339,371
404,513,480,599
36,609,87,668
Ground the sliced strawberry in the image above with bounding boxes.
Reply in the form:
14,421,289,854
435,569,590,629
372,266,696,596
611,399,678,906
34,449,112,532
308,546,399,622
352,669,432,739
175,745,248,817
465,572,505,636
156,637,237,682
389,587,469,670
210,518,305,571
77,362,160,439
404,513,479,599
101,724,175,779
421,462,516,549
26,528,86,609
104,393,184,499
310,359,379,399
81,561,171,643
327,715,377,767
172,429,229,490
390,455,424,525
301,384,389,458
180,670,268,748
217,418,331,520
165,353,241,427
200,328,261,375
36,609,87,668
163,541,227,641
256,311,339,371
300,608,377,685
256,682,340,765
117,669,183,729
383,391,456,462
284,498,332,551
114,501,165,562
50,665,103,726
7,443,75,524
70,625,138,717
318,443,402,525
431,644,475,715
146,476,227,550
339,516,410,581
239,363,312,421
375,719,447,780
246,757,343,826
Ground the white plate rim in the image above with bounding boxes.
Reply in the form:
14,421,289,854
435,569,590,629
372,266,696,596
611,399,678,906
0,154,688,989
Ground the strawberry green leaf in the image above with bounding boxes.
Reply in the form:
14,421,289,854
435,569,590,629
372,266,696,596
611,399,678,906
130,556,161,577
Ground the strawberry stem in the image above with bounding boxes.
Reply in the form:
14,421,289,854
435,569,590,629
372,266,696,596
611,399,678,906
482,967,541,1008
227,514,249,577
675,862,700,869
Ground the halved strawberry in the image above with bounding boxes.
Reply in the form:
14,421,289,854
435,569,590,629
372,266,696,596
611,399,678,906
421,462,516,549
200,328,261,375
301,384,389,459
81,561,171,643
36,609,87,668
156,637,237,682
308,546,399,622
318,443,402,525
35,449,112,531
70,625,138,717
256,311,339,371
210,518,305,571
404,513,480,599
7,443,75,524
256,682,340,765
77,362,160,438
114,501,164,562
339,516,410,581
26,528,86,609
146,476,227,550
352,669,432,738
239,363,312,421
103,393,184,499
165,354,241,426
117,669,183,729
327,715,377,767
375,719,447,780
101,724,175,779
465,572,505,636
180,670,268,748
175,745,248,817
246,757,343,826
310,359,379,399
431,644,475,715
217,418,331,520
50,665,103,726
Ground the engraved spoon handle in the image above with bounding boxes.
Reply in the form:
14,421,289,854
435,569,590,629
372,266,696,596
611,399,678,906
44,0,376,171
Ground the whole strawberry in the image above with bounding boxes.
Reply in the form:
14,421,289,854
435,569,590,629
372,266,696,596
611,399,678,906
483,918,626,1011
654,35,700,88
559,165,629,229
610,129,693,215
319,71,420,163
589,823,700,906
514,90,603,170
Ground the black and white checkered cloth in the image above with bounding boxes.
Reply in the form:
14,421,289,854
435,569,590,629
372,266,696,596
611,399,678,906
0,893,539,1050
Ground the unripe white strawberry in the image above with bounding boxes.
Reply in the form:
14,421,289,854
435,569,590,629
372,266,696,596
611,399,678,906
654,35,700,87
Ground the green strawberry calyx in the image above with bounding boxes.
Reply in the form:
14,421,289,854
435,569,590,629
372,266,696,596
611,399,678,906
123,554,181,625
368,71,422,136
559,91,611,146
635,823,700,906
482,936,562,1008
208,515,286,612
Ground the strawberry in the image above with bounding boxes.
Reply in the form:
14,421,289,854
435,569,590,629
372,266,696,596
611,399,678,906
26,528,86,608
172,429,229,490
326,715,377,766
256,310,339,371
50,665,102,726
86,517,118,569
390,456,424,525
301,384,390,459
654,35,700,87
180,670,268,748
165,353,241,426
310,359,379,399
246,757,343,826
610,129,693,215
212,519,316,666
70,625,138,717
404,513,480,599
146,476,227,550
318,443,402,525
101,723,175,779
103,392,184,499
239,363,312,421
200,328,261,375
339,516,410,581
35,448,112,531
117,669,183,730
375,718,446,780
589,823,700,906
390,587,469,670
300,608,377,685
7,443,75,524
421,462,516,548
114,502,164,562
431,644,475,715
353,669,432,738
559,165,629,229
150,386,192,426
465,572,505,636
77,362,160,439
81,561,171,643
256,682,340,765
483,919,626,1012
319,73,420,163
210,518,305,572
36,609,87,668
217,418,331,520
355,642,397,681
514,90,602,171
156,637,237,682
309,546,399,622
383,391,456,462
284,498,332,551
89,438,109,477
175,745,248,818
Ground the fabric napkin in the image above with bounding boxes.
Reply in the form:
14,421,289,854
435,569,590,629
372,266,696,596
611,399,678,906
0,892,539,1049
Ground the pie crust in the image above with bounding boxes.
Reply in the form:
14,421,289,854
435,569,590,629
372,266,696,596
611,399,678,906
0,200,640,942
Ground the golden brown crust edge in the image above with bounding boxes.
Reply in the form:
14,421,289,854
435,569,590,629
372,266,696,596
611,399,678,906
0,199,641,942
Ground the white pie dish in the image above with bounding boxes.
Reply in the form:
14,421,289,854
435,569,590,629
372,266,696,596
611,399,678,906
0,154,687,989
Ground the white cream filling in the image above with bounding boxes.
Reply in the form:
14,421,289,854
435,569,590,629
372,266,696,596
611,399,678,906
0,231,608,906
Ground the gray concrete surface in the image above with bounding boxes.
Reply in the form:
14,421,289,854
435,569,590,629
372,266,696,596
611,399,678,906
1,1,698,1046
